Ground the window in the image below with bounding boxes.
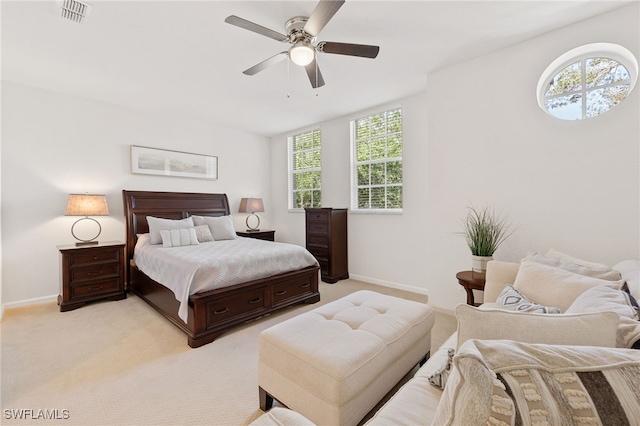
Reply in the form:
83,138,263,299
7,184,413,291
537,43,638,120
350,108,403,212
288,129,321,209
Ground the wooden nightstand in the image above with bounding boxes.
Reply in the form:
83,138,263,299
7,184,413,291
236,230,275,241
57,241,126,312
456,270,486,306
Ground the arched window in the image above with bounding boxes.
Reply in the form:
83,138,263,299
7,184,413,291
537,43,638,120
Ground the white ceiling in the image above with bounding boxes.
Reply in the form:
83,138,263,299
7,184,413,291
1,1,632,136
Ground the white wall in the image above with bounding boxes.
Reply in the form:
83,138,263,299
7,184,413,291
1,82,271,307
271,3,640,312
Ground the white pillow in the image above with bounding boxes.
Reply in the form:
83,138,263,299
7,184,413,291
455,304,618,350
526,250,621,281
565,284,639,320
147,216,194,245
613,260,640,301
545,248,611,271
159,228,199,248
194,224,214,243
191,215,237,241
513,259,624,312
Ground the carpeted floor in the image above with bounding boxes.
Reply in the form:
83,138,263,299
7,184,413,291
1,279,456,425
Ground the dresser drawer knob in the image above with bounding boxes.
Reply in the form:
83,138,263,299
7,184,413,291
299,283,310,288
88,285,103,291
93,256,99,260
275,290,287,296
213,307,229,315
87,271,104,276
248,297,262,304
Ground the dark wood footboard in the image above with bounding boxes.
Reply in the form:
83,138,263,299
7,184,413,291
131,262,319,348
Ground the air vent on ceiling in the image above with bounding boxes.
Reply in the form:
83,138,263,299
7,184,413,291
58,0,92,23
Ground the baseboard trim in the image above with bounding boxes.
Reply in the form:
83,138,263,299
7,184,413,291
349,274,429,297
3,294,58,311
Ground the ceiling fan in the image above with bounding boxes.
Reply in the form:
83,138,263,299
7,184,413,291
224,0,380,89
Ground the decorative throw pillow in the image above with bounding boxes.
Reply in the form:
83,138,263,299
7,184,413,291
455,304,618,350
525,250,622,281
427,348,455,389
613,260,640,301
159,228,199,248
545,248,611,271
147,216,194,245
194,224,214,243
512,259,625,312
495,285,561,313
565,284,640,320
192,215,237,241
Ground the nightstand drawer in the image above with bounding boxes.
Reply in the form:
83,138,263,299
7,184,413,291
69,248,121,266
206,288,267,327
70,263,119,283
70,278,121,298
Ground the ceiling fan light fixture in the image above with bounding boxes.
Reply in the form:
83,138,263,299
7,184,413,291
289,41,315,66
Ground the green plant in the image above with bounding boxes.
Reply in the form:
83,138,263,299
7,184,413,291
460,205,515,256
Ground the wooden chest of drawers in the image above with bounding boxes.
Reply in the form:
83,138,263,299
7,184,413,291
305,208,348,283
58,241,126,312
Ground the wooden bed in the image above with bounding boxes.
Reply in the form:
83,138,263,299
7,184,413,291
123,190,320,348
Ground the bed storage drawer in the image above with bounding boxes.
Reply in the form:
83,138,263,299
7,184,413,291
272,276,315,307
205,287,268,327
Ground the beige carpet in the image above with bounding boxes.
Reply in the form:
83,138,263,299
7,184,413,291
1,279,456,425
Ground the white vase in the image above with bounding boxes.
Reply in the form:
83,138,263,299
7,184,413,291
471,255,493,274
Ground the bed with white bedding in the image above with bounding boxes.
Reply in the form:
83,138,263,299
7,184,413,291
123,190,321,348
134,233,319,323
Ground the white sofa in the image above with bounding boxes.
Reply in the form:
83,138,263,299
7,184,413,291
252,254,640,426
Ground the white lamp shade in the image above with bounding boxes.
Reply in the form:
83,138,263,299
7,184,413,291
65,194,109,216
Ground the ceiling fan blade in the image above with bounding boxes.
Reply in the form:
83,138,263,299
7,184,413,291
225,15,288,42
303,0,345,37
305,60,325,89
319,41,380,58
243,52,288,76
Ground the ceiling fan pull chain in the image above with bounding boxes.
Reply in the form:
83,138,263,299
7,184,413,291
287,56,291,98
315,58,319,97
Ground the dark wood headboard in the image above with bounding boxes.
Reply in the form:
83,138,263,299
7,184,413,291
122,190,231,262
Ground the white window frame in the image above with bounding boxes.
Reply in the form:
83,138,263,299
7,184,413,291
537,43,638,120
288,129,322,211
350,107,403,214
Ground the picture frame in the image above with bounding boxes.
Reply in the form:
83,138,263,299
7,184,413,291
131,145,218,180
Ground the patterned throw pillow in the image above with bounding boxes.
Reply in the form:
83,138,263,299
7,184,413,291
495,285,561,313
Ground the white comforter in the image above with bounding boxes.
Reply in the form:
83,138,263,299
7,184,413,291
134,234,319,322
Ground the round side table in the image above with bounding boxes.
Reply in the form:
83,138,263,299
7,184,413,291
456,270,486,306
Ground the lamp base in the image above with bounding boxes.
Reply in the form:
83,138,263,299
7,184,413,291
245,213,261,231
75,240,99,246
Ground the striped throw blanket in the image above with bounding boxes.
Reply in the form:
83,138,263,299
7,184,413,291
433,339,640,426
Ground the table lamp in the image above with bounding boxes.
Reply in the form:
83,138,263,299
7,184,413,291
65,194,109,245
238,197,264,231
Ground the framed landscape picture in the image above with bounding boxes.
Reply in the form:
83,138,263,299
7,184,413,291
131,145,218,180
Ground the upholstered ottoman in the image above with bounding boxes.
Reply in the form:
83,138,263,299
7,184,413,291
258,290,435,426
